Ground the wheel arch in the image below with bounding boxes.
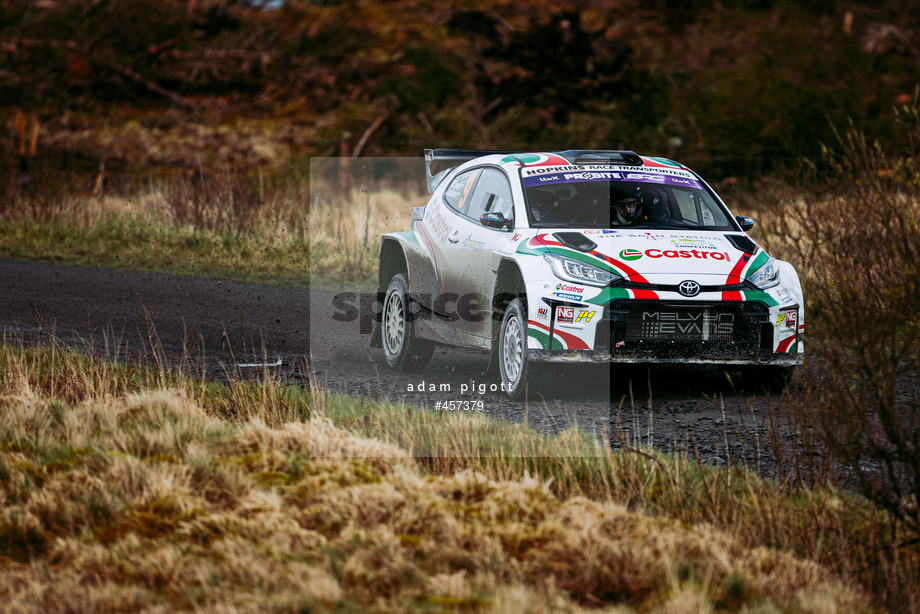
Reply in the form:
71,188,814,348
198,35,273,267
490,257,526,356
378,235,409,291
372,236,410,348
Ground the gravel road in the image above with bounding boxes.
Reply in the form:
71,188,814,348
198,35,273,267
1,258,797,475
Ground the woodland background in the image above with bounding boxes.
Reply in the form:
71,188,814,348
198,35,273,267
3,0,920,183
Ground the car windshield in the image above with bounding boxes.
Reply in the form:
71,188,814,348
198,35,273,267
521,169,734,230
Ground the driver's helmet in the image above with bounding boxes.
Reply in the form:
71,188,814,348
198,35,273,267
612,187,643,223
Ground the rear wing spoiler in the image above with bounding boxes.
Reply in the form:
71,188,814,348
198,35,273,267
424,148,521,193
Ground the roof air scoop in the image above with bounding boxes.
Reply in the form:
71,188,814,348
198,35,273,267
726,234,757,255
552,232,597,253
559,150,644,166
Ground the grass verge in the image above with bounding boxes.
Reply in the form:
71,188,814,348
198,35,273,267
1,341,915,612
0,158,423,290
0,218,312,287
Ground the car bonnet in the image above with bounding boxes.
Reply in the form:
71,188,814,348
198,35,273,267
519,230,771,285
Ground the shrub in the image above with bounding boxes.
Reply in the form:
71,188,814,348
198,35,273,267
763,102,920,552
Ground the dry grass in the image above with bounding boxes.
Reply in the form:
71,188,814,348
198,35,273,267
307,159,425,288
1,153,420,288
2,117,426,288
0,390,867,613
0,341,908,612
4,122,920,610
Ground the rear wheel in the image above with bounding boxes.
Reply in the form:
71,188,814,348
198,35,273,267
381,274,433,371
498,298,553,399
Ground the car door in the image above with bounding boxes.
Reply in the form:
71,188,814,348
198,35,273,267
440,166,516,341
414,168,481,332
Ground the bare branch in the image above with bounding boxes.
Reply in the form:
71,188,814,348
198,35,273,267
105,61,197,110
352,108,392,158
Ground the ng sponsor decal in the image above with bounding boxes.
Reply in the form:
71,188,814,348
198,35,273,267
557,306,576,323
777,311,797,328
557,307,594,324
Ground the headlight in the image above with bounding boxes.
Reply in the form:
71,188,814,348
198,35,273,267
544,253,617,287
748,257,780,289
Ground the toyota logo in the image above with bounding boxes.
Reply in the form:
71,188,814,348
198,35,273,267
678,280,701,297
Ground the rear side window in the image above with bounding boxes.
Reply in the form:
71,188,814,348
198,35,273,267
443,169,481,214
466,168,514,224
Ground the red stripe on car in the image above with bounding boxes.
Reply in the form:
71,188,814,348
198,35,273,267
722,253,750,300
776,334,797,353
528,320,590,350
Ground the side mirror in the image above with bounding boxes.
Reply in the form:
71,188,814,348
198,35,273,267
735,215,755,231
480,212,512,231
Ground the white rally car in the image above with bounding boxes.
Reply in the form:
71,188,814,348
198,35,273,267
371,149,804,399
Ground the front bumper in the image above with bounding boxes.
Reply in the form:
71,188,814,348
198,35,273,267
528,299,802,366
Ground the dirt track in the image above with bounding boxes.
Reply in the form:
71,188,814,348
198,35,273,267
1,258,796,476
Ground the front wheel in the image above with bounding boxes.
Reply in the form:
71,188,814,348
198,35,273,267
381,274,433,371
498,298,553,400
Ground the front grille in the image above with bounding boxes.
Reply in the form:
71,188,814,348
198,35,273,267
596,300,771,360
625,305,736,342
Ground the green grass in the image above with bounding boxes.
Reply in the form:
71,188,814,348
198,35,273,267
0,218,312,287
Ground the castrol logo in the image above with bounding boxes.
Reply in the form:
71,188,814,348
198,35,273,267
617,248,730,262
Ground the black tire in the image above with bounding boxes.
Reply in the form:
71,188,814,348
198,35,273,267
498,298,554,400
381,274,433,371
740,365,794,393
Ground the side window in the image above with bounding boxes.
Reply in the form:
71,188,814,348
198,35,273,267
467,168,514,225
443,169,481,214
